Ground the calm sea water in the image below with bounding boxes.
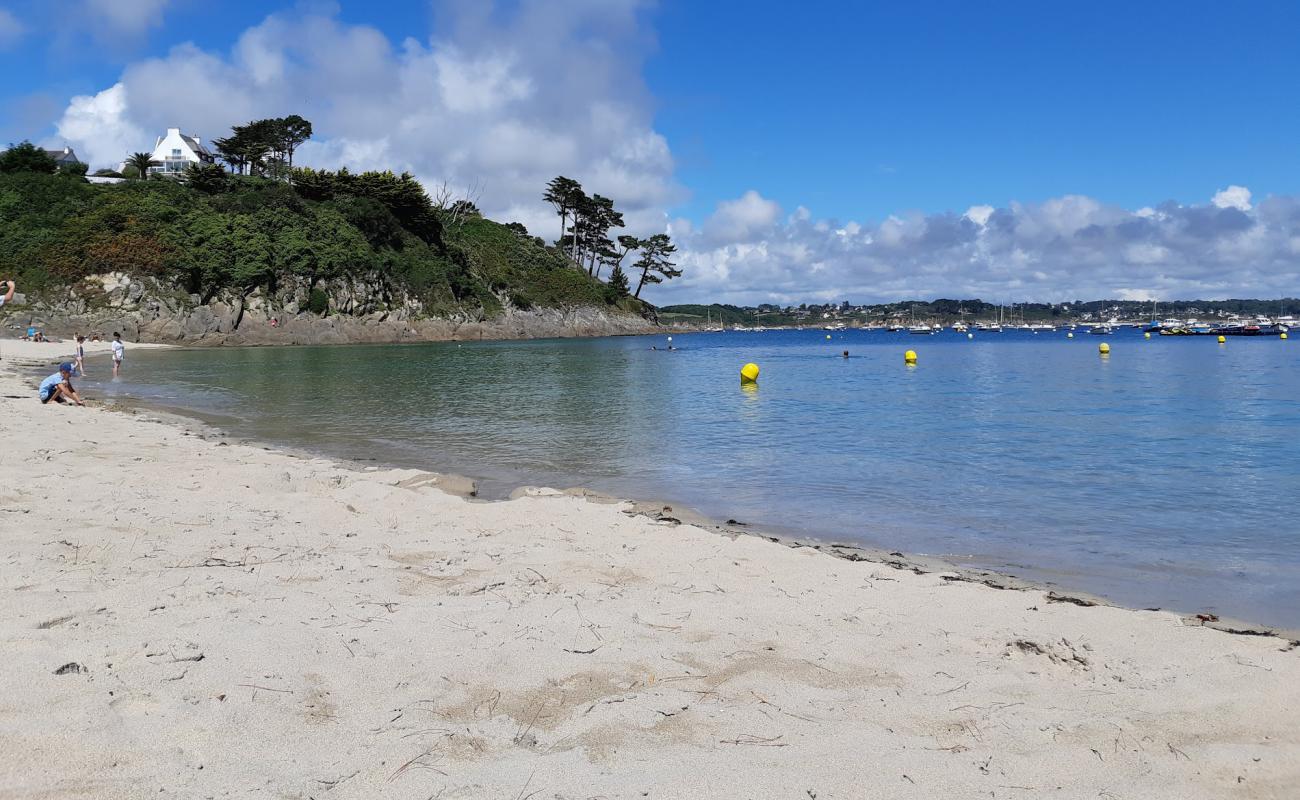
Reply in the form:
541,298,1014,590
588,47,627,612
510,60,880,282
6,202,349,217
88,328,1300,627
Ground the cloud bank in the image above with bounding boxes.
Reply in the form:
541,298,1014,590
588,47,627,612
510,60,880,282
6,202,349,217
661,186,1300,305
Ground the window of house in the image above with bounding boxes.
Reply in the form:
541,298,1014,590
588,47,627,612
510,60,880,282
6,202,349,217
172,149,181,157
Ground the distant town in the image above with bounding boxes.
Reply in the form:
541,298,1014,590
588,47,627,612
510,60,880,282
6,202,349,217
660,298,1300,331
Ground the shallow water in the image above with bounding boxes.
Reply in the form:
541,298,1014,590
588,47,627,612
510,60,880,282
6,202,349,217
89,327,1300,627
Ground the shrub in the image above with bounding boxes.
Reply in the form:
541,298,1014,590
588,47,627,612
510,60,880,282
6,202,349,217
307,286,329,314
0,142,58,174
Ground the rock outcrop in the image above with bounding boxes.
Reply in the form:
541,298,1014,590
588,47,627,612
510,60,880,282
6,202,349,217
6,272,665,345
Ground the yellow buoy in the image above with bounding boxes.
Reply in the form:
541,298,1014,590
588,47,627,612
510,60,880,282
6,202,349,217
1099,342,1110,355
1067,332,1074,338
740,362,760,383
1282,332,1289,340
904,349,918,364
1217,335,1226,344
1144,332,1151,339
825,334,832,340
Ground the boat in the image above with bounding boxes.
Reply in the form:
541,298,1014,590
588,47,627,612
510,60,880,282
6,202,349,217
908,324,936,335
1211,322,1285,336
1027,323,1055,332
1089,324,1114,335
974,303,1004,332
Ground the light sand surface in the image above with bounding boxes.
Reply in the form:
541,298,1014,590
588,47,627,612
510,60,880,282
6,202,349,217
1,339,1298,799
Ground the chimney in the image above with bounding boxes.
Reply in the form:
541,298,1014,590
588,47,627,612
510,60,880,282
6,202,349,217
167,127,180,136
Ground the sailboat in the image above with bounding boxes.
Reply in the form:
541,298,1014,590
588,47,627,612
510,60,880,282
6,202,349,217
975,303,1003,332
907,304,936,334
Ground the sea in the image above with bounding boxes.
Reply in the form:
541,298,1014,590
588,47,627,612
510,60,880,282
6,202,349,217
86,327,1300,628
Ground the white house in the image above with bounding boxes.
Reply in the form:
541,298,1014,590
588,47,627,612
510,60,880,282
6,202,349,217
145,128,215,176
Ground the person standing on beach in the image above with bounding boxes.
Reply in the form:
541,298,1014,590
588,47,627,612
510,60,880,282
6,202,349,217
0,280,11,362
39,363,84,406
111,332,124,376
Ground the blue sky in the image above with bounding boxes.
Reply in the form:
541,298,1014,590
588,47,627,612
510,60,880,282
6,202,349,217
2,0,1299,303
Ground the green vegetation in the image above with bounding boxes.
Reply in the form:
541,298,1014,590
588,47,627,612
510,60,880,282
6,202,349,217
212,115,313,178
125,152,156,180
1,141,57,174
1,141,84,177
0,169,645,318
542,175,682,292
0,121,678,322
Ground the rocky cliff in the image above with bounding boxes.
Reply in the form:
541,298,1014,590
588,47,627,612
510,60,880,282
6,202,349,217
3,272,664,345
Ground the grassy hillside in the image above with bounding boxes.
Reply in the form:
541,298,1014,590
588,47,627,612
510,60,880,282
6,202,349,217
0,171,646,318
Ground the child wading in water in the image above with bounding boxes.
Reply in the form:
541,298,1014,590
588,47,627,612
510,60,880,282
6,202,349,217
111,332,125,376
73,335,87,376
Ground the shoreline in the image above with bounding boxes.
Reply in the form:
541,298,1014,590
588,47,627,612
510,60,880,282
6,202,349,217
73,341,1300,641
3,338,1299,797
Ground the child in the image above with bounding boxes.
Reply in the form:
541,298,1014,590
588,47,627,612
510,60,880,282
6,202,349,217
111,332,125,376
73,335,87,376
39,363,84,406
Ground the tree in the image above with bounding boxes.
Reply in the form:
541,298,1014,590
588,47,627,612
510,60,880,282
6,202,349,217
597,234,639,282
126,152,156,180
211,115,313,178
607,263,630,297
582,194,622,276
276,115,313,170
543,176,582,254
0,142,58,174
211,135,246,175
632,233,680,298
181,162,230,194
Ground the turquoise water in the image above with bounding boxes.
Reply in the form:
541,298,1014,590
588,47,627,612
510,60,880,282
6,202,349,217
90,328,1300,627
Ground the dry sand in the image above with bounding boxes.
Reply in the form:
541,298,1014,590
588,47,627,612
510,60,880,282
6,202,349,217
1,338,1297,799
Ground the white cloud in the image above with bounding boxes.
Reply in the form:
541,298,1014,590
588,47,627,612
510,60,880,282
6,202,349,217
655,190,1300,306
964,205,994,226
53,83,146,166
1212,184,1252,211
0,8,25,49
703,190,781,244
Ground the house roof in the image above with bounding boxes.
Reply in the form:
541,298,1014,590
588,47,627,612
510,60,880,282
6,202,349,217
43,147,83,164
179,134,212,157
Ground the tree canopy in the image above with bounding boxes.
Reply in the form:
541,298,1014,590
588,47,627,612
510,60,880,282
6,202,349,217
541,175,681,297
0,142,58,175
213,116,313,178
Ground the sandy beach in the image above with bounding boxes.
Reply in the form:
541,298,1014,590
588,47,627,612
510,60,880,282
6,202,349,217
1,338,1298,799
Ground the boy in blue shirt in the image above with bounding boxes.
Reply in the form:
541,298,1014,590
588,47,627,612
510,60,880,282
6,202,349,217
39,363,84,406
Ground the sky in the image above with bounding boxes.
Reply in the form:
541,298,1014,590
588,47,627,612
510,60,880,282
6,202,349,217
2,0,1299,305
